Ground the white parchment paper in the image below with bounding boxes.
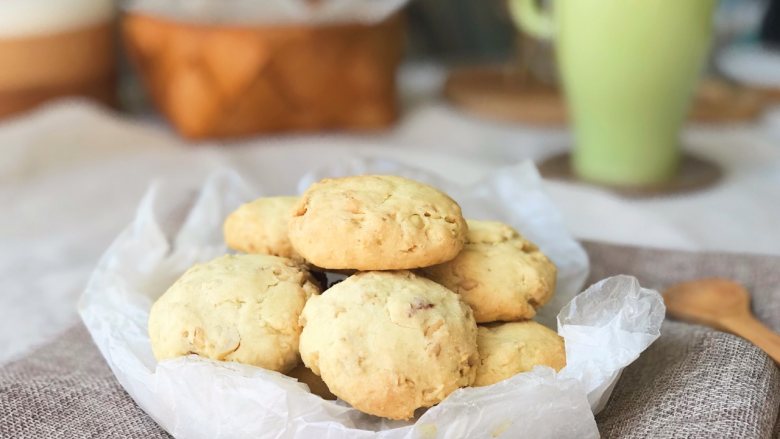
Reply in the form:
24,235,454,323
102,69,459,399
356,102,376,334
79,160,665,439
126,0,409,25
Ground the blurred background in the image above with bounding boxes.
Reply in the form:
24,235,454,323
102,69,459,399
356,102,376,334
2,0,778,129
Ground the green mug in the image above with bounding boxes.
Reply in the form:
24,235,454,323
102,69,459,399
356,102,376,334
510,0,716,186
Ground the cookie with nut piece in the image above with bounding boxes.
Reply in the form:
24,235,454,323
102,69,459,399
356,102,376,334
420,220,556,323
288,175,468,270
474,320,566,387
223,196,301,260
148,254,320,372
298,270,479,420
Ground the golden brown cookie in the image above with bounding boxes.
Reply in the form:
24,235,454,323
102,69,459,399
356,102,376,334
299,271,478,420
420,220,556,323
148,254,320,372
223,196,300,260
288,175,468,270
474,320,566,387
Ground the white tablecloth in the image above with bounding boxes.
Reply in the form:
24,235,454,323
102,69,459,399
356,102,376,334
2,65,780,365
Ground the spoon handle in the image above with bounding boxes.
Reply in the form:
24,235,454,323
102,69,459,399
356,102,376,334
721,316,780,364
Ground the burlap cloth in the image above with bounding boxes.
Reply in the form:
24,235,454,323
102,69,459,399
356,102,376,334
1,241,779,438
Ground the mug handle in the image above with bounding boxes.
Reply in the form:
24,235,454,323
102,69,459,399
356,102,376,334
508,0,555,40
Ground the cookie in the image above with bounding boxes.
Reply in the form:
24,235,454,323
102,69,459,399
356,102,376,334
474,320,566,386
288,175,468,270
287,364,337,400
223,196,300,260
299,271,478,420
420,220,556,322
148,254,320,372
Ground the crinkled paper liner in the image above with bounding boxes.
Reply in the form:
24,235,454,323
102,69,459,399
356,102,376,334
79,159,665,438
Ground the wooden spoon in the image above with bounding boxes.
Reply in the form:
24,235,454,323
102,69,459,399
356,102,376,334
663,278,780,364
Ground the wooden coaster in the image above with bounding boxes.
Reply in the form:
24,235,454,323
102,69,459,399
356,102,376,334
445,65,767,125
538,152,723,197
693,80,766,123
444,65,564,125
748,85,780,104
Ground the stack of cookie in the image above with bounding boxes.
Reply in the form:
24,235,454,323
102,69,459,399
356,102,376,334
148,175,565,421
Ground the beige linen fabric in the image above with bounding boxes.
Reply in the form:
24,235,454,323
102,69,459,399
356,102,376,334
1,241,778,438
583,242,780,439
